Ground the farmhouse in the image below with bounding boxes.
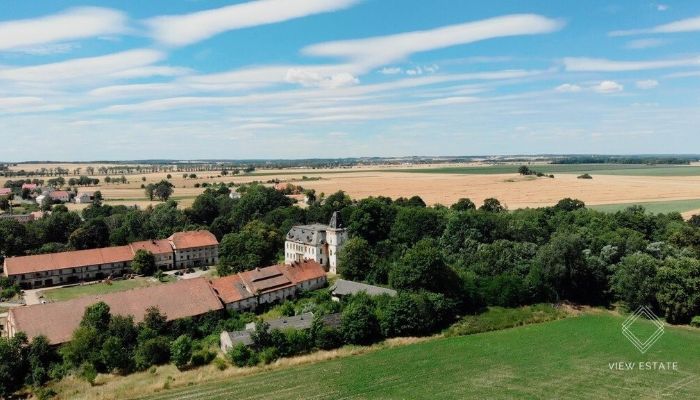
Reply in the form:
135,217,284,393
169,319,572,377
220,312,340,352
5,277,223,345
75,192,93,204
2,230,219,288
209,260,327,311
284,211,347,273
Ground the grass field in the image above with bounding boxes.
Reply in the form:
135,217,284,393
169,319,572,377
100,313,699,400
590,199,700,215
40,278,158,302
390,164,700,176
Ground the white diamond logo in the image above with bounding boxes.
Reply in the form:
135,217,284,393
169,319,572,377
621,306,664,354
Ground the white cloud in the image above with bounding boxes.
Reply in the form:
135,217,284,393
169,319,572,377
0,49,164,83
110,66,192,79
8,42,81,56
636,79,659,89
146,0,359,47
405,64,440,75
611,15,700,36
0,7,127,51
88,83,180,98
379,67,402,75
285,69,359,89
303,14,563,71
592,80,624,93
563,57,700,72
657,4,669,11
625,38,666,49
554,83,582,93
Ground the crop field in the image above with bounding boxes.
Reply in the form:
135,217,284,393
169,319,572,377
590,198,700,216
120,313,700,400
5,163,700,213
390,164,700,176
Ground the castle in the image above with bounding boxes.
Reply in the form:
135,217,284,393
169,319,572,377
284,211,348,274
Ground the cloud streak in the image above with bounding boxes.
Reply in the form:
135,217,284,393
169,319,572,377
146,0,359,47
0,7,127,51
563,57,700,72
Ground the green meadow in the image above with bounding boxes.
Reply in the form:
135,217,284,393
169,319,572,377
141,313,700,400
590,199,700,215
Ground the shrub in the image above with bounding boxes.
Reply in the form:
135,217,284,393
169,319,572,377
259,347,279,365
190,349,215,367
170,335,193,369
691,316,700,328
213,357,228,371
227,343,253,368
79,362,97,386
577,173,593,179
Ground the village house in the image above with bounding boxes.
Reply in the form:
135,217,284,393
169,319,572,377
5,278,223,345
2,230,219,288
36,190,71,205
284,211,347,273
0,188,12,197
169,230,219,268
21,183,37,191
74,192,93,204
0,211,46,224
210,260,327,312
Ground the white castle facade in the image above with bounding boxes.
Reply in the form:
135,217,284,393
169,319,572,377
284,211,348,274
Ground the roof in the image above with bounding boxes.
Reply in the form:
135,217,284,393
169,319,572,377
330,279,397,297
21,183,37,189
49,191,70,199
329,211,344,229
4,245,134,276
0,188,11,196
245,312,315,331
209,261,326,304
221,330,253,347
282,261,327,283
168,230,219,250
9,278,223,344
286,224,328,245
209,274,252,303
129,239,172,255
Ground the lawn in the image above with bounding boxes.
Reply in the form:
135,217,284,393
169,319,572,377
134,313,700,400
589,199,700,215
389,164,700,176
40,278,158,302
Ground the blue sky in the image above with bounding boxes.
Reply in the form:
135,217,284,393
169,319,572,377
1,0,699,161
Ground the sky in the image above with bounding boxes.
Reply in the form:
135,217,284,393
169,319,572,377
1,0,699,161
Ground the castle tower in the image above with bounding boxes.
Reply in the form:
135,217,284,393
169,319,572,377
326,211,347,274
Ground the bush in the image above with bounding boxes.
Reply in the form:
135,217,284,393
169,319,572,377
190,349,215,367
691,316,700,328
577,173,592,179
79,362,97,386
227,343,253,367
170,335,193,369
213,357,228,371
258,347,279,365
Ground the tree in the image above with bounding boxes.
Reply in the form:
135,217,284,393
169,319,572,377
480,198,506,213
141,307,168,335
341,293,381,345
28,335,53,386
337,237,374,281
145,184,155,201
0,333,28,397
390,207,446,246
187,191,220,225
81,302,111,331
518,165,531,175
348,197,396,245
40,195,53,212
69,219,110,250
390,239,456,294
611,253,659,311
218,220,281,275
93,191,103,207
656,257,700,324
134,336,170,370
555,198,586,212
153,180,174,201
451,198,476,211
131,249,156,276
170,335,193,369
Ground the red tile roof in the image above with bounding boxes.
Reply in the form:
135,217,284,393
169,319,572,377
21,183,37,190
0,188,11,196
8,277,223,344
168,230,218,250
209,261,326,305
4,245,134,276
49,191,70,199
129,239,172,255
